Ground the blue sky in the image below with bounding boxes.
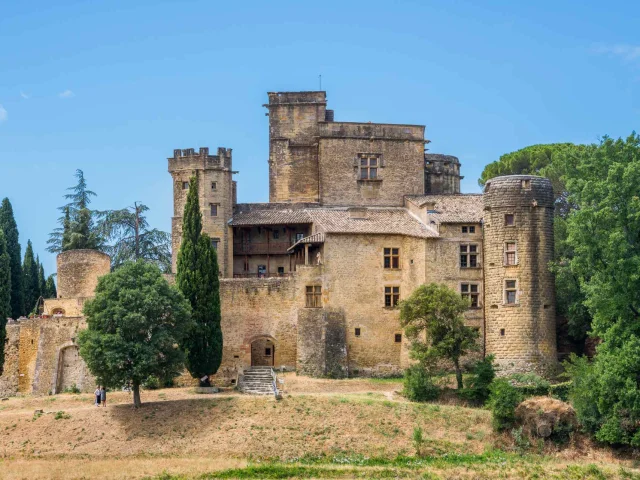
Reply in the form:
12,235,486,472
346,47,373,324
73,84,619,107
1,0,638,276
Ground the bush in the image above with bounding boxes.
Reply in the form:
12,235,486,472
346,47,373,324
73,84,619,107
63,384,81,394
403,365,439,402
549,381,571,402
509,372,550,397
143,376,161,390
488,378,523,431
459,355,495,405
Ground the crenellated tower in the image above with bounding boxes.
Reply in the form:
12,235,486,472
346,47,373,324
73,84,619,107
168,147,235,277
483,175,557,375
424,153,462,194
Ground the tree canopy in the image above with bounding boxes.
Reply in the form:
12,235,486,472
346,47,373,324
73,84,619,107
99,202,171,272
400,283,478,389
22,240,40,315
177,176,223,387
0,198,23,318
78,261,192,408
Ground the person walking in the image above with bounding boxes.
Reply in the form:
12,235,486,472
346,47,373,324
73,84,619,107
94,386,101,407
100,386,107,407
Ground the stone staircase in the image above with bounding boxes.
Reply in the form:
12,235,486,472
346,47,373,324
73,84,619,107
238,366,275,395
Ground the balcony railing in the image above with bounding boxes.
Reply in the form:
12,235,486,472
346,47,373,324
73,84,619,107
233,272,294,279
233,242,292,255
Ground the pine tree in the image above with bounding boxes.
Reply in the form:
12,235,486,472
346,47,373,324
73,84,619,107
45,275,57,299
176,175,223,387
22,241,40,315
37,258,46,299
0,229,11,375
0,199,24,318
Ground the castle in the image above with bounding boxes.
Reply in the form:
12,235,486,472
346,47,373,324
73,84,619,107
0,91,556,396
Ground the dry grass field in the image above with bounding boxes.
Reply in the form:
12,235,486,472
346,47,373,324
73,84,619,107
0,375,638,479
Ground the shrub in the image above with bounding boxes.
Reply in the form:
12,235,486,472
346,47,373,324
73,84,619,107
143,376,161,390
549,381,571,402
412,426,425,457
488,378,523,431
63,384,81,394
509,372,550,397
564,355,600,435
459,355,495,405
403,365,439,402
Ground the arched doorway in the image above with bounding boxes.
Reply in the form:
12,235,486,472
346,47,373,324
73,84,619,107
251,337,275,367
56,345,84,393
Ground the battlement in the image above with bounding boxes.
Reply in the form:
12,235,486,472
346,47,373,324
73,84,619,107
168,146,233,171
318,121,424,141
266,91,327,106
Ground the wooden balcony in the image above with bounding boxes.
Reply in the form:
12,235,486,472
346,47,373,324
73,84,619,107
233,242,292,256
232,272,294,279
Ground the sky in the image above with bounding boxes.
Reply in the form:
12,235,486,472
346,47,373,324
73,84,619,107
1,0,639,277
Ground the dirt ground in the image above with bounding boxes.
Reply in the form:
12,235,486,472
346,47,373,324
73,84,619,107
0,375,637,479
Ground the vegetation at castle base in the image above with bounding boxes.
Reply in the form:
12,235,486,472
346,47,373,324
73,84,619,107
0,198,24,319
400,283,479,390
22,240,40,315
177,175,223,388
98,201,172,273
78,261,193,408
0,229,10,374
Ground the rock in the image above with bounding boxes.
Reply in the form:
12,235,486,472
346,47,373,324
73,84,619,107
515,396,577,439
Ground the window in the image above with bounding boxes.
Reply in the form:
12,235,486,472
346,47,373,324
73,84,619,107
359,155,379,180
211,182,217,191
461,225,476,234
258,265,266,277
355,328,361,337
306,286,322,308
500,328,506,336
182,181,189,190
384,248,400,269
211,238,220,250
505,214,515,226
385,286,400,307
462,226,467,234
210,204,218,217
505,279,517,304
273,230,279,240
277,266,285,275
394,333,402,343
461,283,479,308
504,242,517,266
265,348,272,356
460,244,478,268
296,233,304,242
522,179,531,190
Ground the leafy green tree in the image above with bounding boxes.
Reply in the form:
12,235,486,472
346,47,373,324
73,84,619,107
561,133,640,445
78,261,192,408
47,170,103,253
45,275,57,299
0,199,24,318
98,202,171,272
400,283,479,389
0,229,11,374
22,241,40,315
487,378,522,431
177,176,223,387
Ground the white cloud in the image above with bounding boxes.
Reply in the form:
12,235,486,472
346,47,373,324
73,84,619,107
20,91,30,99
593,44,640,63
0,105,7,123
59,89,75,98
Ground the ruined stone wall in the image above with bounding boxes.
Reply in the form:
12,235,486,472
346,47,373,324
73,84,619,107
318,124,425,206
56,250,110,299
42,298,86,317
266,92,326,203
0,317,93,397
320,233,423,376
168,147,234,276
483,175,557,375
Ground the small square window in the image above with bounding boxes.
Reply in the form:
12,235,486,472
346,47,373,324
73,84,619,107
296,233,304,242
522,179,531,190
277,266,285,274
273,230,280,240
500,328,506,336
385,286,400,307
211,182,217,191
462,226,468,234
182,181,189,190
505,214,515,226
210,204,218,217
355,328,361,337
469,226,475,233
265,348,272,356
211,238,220,250
394,333,402,343
505,280,517,304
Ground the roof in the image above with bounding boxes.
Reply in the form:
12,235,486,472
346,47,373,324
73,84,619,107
287,232,326,251
406,194,484,223
229,205,314,226
308,208,438,238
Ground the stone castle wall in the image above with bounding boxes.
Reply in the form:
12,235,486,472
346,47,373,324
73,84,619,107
57,250,110,299
483,175,557,375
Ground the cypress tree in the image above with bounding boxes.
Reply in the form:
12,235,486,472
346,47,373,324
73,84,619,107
0,230,11,375
37,256,46,298
176,175,223,387
45,275,57,299
0,199,24,318
22,241,39,315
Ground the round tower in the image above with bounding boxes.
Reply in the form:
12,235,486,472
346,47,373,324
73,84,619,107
483,175,556,376
57,249,111,299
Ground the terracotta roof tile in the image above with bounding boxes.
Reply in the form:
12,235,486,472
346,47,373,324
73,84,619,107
406,194,483,223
